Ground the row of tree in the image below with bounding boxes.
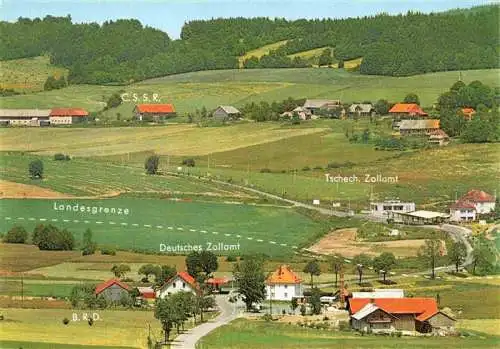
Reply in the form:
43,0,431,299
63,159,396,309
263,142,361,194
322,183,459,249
3,224,75,251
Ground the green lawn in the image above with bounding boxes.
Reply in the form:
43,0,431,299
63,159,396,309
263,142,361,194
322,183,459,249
1,67,497,118
196,319,500,349
0,197,326,256
0,280,76,298
0,341,135,349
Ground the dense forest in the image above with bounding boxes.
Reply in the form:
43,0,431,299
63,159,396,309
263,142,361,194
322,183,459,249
0,5,498,84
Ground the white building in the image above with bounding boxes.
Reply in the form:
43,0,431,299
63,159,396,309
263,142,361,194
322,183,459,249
370,200,416,218
449,201,477,222
459,190,496,214
156,271,199,298
266,265,303,301
352,289,405,299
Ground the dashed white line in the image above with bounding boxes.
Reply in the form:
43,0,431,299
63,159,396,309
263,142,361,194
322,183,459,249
73,220,79,223
280,243,287,247
269,241,277,244
17,217,24,220
156,225,163,229
257,239,264,242
84,220,90,224
236,234,242,238
292,246,298,249
189,229,197,232
121,222,128,226
144,224,152,228
212,231,218,235
132,223,139,227
39,218,47,222
29,218,35,221
344,259,351,263
247,237,253,240
201,230,207,233
5,217,11,220
224,233,231,237
177,227,184,231
51,218,58,222
96,221,103,224
63,219,69,222
109,222,116,225
168,227,174,230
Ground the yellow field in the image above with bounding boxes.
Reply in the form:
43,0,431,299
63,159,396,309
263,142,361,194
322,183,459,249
0,123,326,157
288,47,331,60
238,40,288,67
459,319,500,336
0,308,162,349
0,56,68,92
332,57,363,69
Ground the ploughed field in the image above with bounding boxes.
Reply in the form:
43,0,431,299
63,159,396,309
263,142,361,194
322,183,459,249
0,197,322,256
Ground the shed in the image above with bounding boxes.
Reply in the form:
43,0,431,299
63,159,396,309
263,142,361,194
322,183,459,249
95,279,131,302
213,106,241,121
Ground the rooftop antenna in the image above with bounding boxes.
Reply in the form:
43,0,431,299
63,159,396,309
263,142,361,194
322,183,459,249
458,71,462,81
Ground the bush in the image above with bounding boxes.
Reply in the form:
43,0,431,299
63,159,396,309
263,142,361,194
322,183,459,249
260,168,271,173
34,225,74,251
313,166,323,170
338,320,350,331
3,226,28,243
145,155,160,175
225,255,237,262
262,313,273,321
29,159,44,179
182,158,195,167
302,166,311,171
62,317,70,325
101,247,116,255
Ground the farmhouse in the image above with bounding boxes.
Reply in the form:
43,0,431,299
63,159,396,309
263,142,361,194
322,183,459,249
389,103,428,118
303,99,341,115
156,271,199,298
449,189,496,221
399,119,440,136
281,106,315,120
370,200,416,219
50,108,89,124
134,104,176,122
350,298,455,335
352,289,405,299
0,109,51,126
95,279,131,302
266,265,303,301
213,105,241,121
461,107,476,120
135,286,156,305
428,129,450,146
348,103,374,117
389,210,450,225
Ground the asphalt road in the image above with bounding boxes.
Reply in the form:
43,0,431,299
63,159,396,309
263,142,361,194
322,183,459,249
171,295,239,349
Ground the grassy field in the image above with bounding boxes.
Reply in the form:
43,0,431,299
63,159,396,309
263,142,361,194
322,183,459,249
288,47,331,60
0,308,163,349
238,40,289,67
0,56,68,92
0,341,135,349
0,197,324,256
196,319,499,349
1,67,498,118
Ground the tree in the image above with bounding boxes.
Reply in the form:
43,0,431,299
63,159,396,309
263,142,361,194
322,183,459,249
471,237,496,275
403,93,420,105
111,264,131,279
310,287,322,315
374,99,390,115
352,254,371,285
3,225,28,243
155,297,177,343
450,80,466,93
145,154,160,175
290,297,298,313
138,264,162,282
106,92,122,109
81,228,97,256
439,108,467,137
329,254,343,288
448,241,467,273
29,159,44,179
303,260,321,288
338,59,344,68
157,265,177,285
186,251,202,279
194,294,216,323
34,224,74,251
418,238,441,279
199,250,219,278
233,255,266,311
318,48,333,66
461,113,498,143
372,252,396,281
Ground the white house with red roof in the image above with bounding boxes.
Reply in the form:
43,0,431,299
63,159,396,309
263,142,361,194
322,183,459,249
450,189,496,222
349,297,455,334
156,271,199,298
134,104,176,122
50,108,89,125
94,279,131,302
266,265,303,301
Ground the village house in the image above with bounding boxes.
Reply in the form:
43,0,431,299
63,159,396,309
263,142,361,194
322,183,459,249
266,265,303,301
389,103,428,119
348,103,374,118
281,106,315,120
428,129,450,146
212,105,241,121
206,276,232,293
370,200,416,219
449,189,496,222
389,210,450,225
349,298,456,335
0,109,51,126
94,279,131,302
135,286,156,305
133,104,176,122
50,108,89,125
461,107,476,121
156,271,199,298
399,119,440,136
303,99,342,115
352,289,405,299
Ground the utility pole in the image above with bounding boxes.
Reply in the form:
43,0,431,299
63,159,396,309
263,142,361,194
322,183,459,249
167,154,170,173
207,153,210,175
339,266,345,310
21,272,24,308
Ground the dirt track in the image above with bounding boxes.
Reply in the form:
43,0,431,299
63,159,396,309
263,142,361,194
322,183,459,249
0,180,72,199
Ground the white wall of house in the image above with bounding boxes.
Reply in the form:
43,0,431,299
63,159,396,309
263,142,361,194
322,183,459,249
266,283,303,301
370,201,415,217
475,202,495,214
449,208,476,222
50,116,72,125
156,275,196,298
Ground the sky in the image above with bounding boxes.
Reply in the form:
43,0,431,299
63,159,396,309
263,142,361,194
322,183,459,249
0,0,495,38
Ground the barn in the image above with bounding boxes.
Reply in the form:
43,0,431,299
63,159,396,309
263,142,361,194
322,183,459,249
134,104,176,122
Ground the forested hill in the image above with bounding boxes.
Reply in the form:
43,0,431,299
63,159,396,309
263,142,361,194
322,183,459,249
1,5,498,84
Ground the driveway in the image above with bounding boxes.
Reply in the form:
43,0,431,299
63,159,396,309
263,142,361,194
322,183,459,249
170,295,239,349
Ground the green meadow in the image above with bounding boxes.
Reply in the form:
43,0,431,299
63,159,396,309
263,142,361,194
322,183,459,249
0,198,324,256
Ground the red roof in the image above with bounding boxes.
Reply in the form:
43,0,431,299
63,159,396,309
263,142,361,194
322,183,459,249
462,108,476,115
165,271,199,290
428,129,449,138
450,200,476,209
266,265,302,284
50,108,89,117
349,298,439,321
459,190,495,203
389,103,428,116
135,104,175,114
206,277,230,285
137,287,156,299
95,279,131,295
